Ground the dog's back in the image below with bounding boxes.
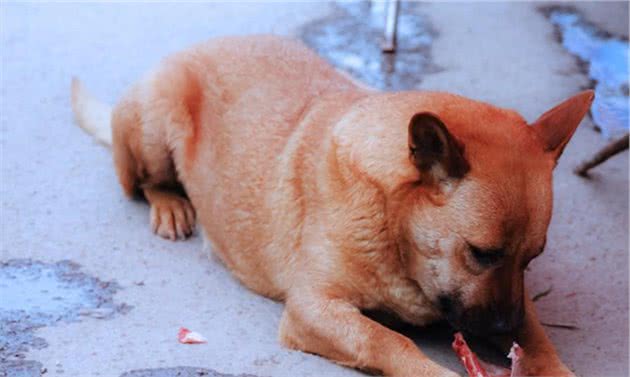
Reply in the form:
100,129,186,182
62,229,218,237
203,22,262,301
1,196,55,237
73,35,367,297
168,36,367,296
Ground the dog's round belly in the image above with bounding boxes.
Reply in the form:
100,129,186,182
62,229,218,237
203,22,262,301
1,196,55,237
190,189,289,300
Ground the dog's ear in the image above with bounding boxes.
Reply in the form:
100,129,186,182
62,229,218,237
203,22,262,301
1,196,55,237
408,112,469,185
531,90,594,162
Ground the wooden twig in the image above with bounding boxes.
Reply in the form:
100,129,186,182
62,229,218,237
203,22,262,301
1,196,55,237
574,133,629,176
542,322,579,330
532,286,553,302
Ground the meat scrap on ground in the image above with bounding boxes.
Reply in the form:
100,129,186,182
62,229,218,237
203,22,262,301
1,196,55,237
177,327,207,344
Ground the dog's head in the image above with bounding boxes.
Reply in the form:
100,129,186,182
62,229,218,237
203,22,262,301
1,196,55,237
383,91,594,335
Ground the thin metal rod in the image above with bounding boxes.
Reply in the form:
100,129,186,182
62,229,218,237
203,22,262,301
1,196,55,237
381,0,400,53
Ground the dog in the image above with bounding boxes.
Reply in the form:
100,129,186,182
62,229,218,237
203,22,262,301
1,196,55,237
71,35,593,376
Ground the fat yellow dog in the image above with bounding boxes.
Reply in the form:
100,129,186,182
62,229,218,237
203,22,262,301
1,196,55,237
72,35,593,376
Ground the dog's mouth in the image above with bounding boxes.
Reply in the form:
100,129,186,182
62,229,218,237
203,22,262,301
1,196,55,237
435,293,469,332
436,294,522,336
451,309,523,337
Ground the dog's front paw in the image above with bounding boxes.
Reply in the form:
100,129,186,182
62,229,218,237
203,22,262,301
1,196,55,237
532,365,575,377
519,357,575,377
438,369,461,377
148,192,196,240
408,360,461,377
425,366,460,377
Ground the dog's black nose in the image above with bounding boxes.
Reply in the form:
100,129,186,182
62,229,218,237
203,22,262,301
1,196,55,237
437,294,464,325
457,305,524,336
438,295,454,315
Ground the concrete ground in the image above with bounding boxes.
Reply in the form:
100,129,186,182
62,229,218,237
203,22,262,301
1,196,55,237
1,2,628,377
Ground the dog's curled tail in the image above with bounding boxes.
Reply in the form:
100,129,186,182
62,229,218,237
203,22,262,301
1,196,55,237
71,77,113,146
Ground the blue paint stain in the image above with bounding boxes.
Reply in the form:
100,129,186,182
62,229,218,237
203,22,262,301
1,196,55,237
0,263,88,316
549,10,629,138
0,259,130,372
302,1,438,90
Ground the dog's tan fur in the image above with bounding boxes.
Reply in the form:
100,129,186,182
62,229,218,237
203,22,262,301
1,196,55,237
72,35,593,376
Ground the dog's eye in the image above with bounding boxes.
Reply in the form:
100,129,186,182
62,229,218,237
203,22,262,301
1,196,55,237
469,245,505,267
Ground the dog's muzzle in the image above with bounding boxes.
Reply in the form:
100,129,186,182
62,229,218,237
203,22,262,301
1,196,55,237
438,294,524,336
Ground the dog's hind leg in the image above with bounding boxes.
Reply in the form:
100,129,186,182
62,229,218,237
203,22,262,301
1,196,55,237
110,83,196,241
73,77,195,240
143,186,195,240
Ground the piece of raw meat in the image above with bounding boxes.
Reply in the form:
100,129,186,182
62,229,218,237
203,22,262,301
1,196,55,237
178,327,207,344
452,332,523,377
